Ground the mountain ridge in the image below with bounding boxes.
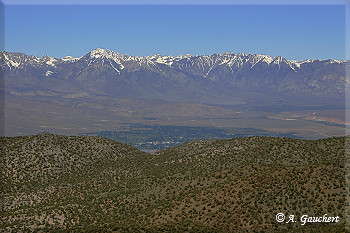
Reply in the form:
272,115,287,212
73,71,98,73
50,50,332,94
1,48,346,72
1,48,347,104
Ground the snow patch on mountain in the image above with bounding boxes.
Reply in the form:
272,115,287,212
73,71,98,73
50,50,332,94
147,54,175,66
46,57,57,66
2,53,20,69
9,60,19,68
45,70,53,76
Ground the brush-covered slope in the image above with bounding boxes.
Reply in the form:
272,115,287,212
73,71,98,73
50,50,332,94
1,133,348,232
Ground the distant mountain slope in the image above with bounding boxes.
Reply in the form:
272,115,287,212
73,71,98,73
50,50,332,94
1,49,347,104
1,133,347,232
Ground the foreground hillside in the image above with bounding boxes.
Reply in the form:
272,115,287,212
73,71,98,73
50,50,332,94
1,133,349,232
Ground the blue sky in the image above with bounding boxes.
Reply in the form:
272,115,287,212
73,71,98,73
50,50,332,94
3,3,346,60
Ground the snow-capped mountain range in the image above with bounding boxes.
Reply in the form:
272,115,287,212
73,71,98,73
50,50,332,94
1,48,348,103
2,48,345,72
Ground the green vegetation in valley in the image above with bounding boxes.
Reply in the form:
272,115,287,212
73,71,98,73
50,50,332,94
80,124,297,151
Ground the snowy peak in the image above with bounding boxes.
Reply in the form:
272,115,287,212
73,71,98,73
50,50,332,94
176,54,192,60
85,48,137,67
147,54,175,66
89,48,117,59
41,55,58,67
88,48,118,60
1,52,19,69
61,55,80,62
